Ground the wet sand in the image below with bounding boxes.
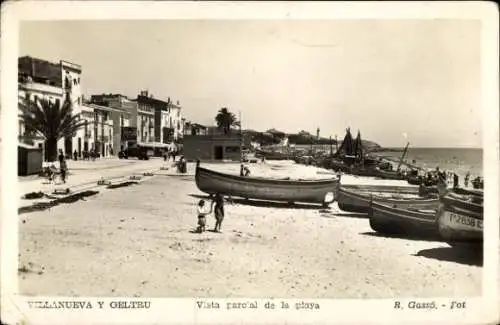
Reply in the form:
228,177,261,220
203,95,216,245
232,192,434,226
18,161,482,298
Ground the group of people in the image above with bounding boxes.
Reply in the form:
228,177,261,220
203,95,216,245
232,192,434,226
46,149,69,184
176,156,188,173
196,193,225,233
163,147,180,162
420,166,479,190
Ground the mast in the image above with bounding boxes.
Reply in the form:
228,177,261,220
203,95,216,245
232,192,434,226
239,110,242,163
329,136,333,156
396,142,410,172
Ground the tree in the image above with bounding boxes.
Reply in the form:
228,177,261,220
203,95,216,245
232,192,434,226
215,107,240,135
19,96,85,162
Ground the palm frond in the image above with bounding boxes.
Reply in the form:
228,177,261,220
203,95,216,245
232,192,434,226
19,95,84,141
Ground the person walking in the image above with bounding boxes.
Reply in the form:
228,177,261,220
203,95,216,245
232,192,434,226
59,154,68,184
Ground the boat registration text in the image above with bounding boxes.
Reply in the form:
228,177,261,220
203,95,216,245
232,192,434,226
445,211,483,230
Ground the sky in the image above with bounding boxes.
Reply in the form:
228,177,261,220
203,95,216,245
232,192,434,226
20,20,482,148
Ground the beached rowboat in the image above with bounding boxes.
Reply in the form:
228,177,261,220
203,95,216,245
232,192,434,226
369,201,440,238
195,165,338,205
336,186,437,214
436,192,483,247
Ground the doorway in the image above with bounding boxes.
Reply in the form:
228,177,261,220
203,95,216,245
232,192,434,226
214,146,223,160
78,138,82,157
64,137,72,157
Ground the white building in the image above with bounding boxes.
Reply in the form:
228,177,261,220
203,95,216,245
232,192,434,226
18,56,83,160
168,100,184,141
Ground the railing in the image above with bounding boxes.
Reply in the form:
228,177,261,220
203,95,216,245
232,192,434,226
19,81,63,96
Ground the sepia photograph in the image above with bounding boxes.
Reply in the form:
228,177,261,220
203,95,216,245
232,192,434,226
1,1,499,325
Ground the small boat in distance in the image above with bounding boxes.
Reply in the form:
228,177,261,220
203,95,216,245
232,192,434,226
195,164,338,206
436,192,483,248
369,201,440,239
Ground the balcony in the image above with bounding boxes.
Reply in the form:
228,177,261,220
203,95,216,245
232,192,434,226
19,81,63,97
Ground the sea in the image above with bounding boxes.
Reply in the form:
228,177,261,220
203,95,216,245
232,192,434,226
378,148,483,179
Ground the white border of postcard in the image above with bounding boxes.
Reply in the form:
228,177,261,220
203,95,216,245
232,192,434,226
1,1,499,325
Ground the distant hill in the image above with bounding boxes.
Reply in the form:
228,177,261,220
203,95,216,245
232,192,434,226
241,129,381,150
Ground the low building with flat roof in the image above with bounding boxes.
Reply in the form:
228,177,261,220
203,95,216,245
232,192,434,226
182,125,242,162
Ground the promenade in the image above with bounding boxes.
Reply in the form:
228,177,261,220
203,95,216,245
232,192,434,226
18,158,166,209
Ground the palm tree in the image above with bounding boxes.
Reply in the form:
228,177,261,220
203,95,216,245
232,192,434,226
215,107,240,135
19,96,85,162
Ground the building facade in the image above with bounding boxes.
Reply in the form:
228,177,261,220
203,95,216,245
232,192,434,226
136,90,168,143
80,103,127,157
183,125,242,162
89,93,133,151
169,100,184,141
18,56,83,160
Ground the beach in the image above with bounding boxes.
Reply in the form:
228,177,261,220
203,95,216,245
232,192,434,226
18,160,482,298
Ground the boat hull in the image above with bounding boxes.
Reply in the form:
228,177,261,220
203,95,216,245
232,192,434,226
336,186,437,214
437,193,483,247
195,166,338,205
369,201,440,239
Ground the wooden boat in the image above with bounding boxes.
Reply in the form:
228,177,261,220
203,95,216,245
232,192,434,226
336,185,438,214
453,187,483,197
195,165,338,205
369,201,440,238
436,192,483,247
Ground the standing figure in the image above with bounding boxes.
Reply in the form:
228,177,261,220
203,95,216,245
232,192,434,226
58,149,64,165
213,193,225,233
464,172,470,188
196,200,214,233
73,150,78,161
58,150,68,184
453,173,459,189
437,176,448,197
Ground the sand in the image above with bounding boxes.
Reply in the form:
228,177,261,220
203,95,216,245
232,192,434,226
18,160,482,298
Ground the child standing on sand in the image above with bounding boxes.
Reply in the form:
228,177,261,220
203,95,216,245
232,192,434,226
196,199,214,233
213,193,225,233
